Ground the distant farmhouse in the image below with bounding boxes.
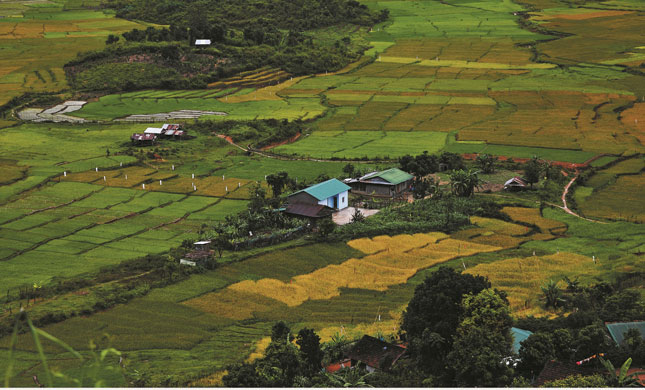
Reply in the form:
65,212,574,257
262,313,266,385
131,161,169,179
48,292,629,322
130,133,157,145
345,168,413,197
504,176,528,191
285,179,350,219
132,124,186,145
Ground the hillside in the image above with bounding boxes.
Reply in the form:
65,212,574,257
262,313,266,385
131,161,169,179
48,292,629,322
0,0,644,387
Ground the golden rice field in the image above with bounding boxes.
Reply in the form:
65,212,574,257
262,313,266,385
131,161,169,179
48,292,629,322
502,207,568,234
184,233,501,319
465,252,601,317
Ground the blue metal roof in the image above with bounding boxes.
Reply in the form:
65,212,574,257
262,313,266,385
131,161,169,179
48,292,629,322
606,321,645,345
511,327,533,354
289,178,350,201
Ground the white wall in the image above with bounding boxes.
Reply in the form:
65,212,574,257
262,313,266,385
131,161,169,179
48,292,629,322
318,191,349,210
338,190,348,209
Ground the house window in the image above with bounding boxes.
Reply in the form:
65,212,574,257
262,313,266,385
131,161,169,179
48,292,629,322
342,197,345,203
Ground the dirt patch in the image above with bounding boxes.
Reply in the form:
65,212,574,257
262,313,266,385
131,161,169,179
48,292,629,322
260,133,301,151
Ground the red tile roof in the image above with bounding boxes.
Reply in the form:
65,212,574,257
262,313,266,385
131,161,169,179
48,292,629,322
325,359,352,373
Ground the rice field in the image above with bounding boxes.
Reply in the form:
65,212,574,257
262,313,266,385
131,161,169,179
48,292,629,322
0,178,247,291
184,232,501,319
0,1,149,106
464,252,601,317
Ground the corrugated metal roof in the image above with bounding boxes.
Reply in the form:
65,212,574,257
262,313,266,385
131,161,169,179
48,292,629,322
376,168,414,185
195,39,211,45
363,168,413,185
606,321,645,345
290,179,350,201
511,327,533,354
144,127,164,134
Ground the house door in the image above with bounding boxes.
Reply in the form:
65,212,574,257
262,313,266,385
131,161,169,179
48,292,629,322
333,196,338,209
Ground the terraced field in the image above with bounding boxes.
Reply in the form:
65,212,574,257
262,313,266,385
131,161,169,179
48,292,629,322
0,179,248,291
0,0,149,106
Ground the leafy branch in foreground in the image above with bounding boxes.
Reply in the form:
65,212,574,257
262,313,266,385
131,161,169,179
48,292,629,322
4,311,124,387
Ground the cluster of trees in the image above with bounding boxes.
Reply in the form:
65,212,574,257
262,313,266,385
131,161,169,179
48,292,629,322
223,322,327,387
70,0,387,92
107,0,388,31
400,267,514,386
222,267,645,387
191,118,303,149
330,195,507,241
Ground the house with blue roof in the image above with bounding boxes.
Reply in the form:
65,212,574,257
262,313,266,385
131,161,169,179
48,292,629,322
287,179,351,216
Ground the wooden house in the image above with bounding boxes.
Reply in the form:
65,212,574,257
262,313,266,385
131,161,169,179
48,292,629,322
346,335,407,373
345,168,413,197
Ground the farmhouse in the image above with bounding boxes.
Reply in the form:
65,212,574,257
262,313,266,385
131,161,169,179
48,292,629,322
346,335,407,372
287,178,350,211
130,133,157,145
180,240,213,266
345,168,413,197
504,176,528,191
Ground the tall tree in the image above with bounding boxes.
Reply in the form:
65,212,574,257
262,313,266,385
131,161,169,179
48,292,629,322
476,153,498,174
449,169,481,197
266,171,291,198
523,156,543,188
446,289,514,387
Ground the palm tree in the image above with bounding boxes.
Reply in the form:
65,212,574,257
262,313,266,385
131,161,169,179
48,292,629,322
541,279,565,308
600,357,645,387
450,169,481,197
476,154,497,174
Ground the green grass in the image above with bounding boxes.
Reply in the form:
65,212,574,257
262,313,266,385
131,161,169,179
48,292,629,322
74,93,325,121
444,141,597,163
274,131,447,159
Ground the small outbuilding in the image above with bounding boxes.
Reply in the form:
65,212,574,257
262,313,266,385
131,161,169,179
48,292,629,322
347,335,407,373
194,39,211,46
504,176,528,191
287,178,350,210
193,240,211,251
345,168,413,197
